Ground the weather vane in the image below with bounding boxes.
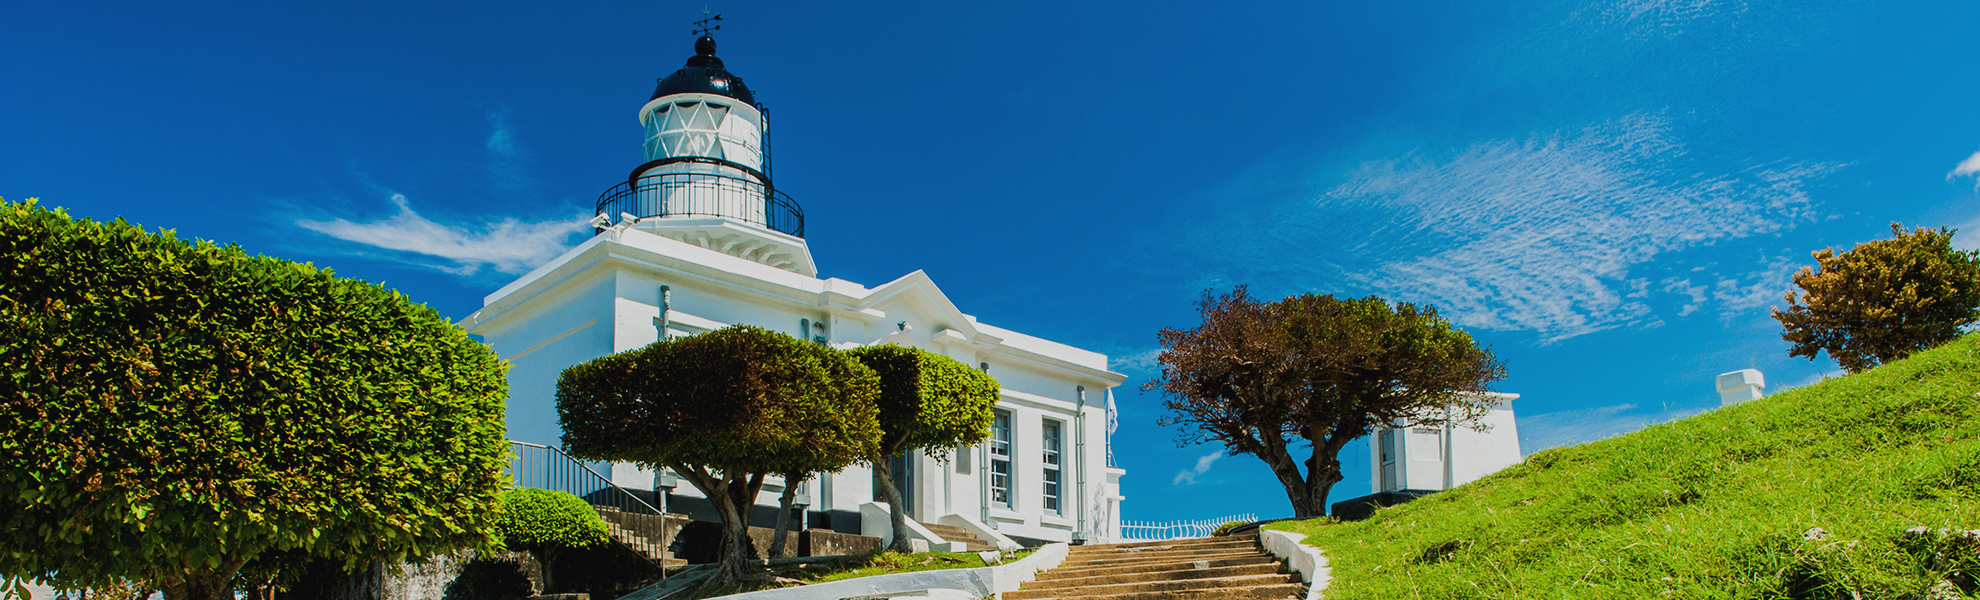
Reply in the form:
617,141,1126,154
693,8,722,37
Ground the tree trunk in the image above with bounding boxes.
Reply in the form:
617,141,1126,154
874,457,913,553
1257,433,1323,518
157,557,247,600
768,471,803,559
671,464,765,589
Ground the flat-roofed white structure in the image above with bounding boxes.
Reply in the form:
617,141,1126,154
1368,393,1523,494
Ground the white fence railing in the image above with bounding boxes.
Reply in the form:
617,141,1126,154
1119,513,1257,541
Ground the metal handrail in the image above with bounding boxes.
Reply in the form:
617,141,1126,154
508,441,672,581
594,171,805,238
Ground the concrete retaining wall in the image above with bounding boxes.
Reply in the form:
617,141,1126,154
720,543,1070,600
1258,530,1330,600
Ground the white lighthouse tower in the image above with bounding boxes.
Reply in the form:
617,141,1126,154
599,31,815,275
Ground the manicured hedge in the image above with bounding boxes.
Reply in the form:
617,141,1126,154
0,198,510,597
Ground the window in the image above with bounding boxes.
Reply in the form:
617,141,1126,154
990,410,1012,508
1379,429,1396,464
1042,419,1063,513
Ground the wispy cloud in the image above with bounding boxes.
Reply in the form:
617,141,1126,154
297,192,585,276
1110,347,1163,373
484,109,535,195
1319,112,1841,341
1517,402,1706,453
1948,150,1980,183
1173,450,1225,486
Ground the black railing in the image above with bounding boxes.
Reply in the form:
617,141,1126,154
594,171,804,238
509,441,673,579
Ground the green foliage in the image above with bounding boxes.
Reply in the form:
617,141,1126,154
0,198,511,595
1211,521,1252,536
555,325,881,586
1264,331,1980,599
556,325,881,476
494,489,609,552
1774,222,1980,373
844,344,999,458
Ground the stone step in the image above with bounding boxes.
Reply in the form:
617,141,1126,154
1069,542,1251,558
1058,549,1265,569
1064,543,1261,562
1070,538,1255,555
1018,583,1307,600
1005,574,1300,600
1023,563,1287,591
1038,556,1281,582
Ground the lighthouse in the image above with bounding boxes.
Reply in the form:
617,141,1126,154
596,31,814,275
465,25,1127,547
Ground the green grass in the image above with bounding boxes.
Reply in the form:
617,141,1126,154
1266,333,1980,599
690,549,1034,599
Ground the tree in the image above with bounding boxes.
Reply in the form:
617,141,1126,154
1148,287,1505,518
845,345,1000,553
494,489,610,594
0,199,511,600
1773,223,1980,373
555,325,881,587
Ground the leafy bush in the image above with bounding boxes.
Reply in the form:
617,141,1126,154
494,489,609,593
1774,223,1980,373
1212,521,1249,536
496,489,610,552
0,198,510,600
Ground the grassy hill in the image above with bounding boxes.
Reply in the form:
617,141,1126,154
1267,333,1980,599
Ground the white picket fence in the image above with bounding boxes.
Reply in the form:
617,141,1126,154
1119,513,1258,541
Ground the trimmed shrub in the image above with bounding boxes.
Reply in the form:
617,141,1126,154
845,344,1000,552
494,489,609,593
0,198,510,599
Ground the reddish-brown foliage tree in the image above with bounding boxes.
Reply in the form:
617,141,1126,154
1147,287,1506,518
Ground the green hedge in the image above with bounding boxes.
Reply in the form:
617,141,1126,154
0,198,511,593
496,489,609,551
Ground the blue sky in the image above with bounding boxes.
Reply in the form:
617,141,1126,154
6,0,1979,523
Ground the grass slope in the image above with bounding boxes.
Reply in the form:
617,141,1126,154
1269,334,1980,599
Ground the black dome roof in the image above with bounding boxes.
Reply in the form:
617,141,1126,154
651,35,756,105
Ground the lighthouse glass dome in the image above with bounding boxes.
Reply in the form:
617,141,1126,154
595,35,802,239
640,97,764,170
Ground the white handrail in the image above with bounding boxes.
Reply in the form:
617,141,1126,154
1119,513,1257,540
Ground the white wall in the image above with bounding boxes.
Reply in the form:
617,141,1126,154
464,230,1125,544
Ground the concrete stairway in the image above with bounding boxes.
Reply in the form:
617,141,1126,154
919,521,999,552
1009,535,1305,600
594,506,688,566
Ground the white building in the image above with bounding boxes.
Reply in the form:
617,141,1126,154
460,33,1126,547
1368,393,1523,495
1334,393,1522,519
1716,369,1765,406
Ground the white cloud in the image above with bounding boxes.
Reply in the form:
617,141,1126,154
1110,347,1163,373
1517,403,1706,453
1948,150,1980,182
1172,450,1225,485
297,193,585,276
1321,112,1842,341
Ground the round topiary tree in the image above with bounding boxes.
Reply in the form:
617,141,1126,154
844,344,999,553
495,489,610,594
0,198,511,600
556,325,881,587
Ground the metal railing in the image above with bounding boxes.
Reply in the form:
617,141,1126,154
1119,513,1257,541
509,441,673,579
594,171,805,238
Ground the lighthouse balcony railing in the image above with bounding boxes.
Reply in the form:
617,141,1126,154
595,171,805,238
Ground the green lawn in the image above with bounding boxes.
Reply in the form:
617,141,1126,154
1267,333,1980,599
